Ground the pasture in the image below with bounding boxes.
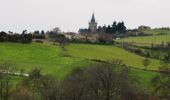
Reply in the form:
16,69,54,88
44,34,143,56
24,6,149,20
142,29,170,35
116,34,170,47
0,42,161,74
0,42,92,79
0,42,162,92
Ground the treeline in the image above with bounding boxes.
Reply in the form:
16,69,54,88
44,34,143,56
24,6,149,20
0,62,170,100
32,30,46,39
79,21,127,34
47,31,70,50
0,31,32,43
0,63,152,100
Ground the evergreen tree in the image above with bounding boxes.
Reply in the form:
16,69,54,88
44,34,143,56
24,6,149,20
106,25,112,33
111,21,117,33
41,30,45,35
117,21,126,34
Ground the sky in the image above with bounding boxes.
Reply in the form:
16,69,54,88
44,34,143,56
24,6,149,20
0,0,170,33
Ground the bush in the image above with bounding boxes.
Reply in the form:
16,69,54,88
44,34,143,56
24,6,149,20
0,31,32,43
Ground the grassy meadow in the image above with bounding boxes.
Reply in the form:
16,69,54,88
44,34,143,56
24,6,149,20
0,42,93,79
66,43,160,71
0,42,161,74
0,42,163,92
142,29,170,35
116,34,170,47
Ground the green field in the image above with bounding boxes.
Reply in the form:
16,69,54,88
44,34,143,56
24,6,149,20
0,42,92,79
0,42,162,92
67,44,160,71
142,29,170,35
129,29,170,35
0,42,161,74
116,34,170,46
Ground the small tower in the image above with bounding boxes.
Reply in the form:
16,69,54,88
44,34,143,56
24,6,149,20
89,13,97,33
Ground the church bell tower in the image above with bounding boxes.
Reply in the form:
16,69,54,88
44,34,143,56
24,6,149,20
89,13,97,33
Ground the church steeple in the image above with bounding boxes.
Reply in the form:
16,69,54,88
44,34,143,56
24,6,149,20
89,12,97,33
91,13,96,23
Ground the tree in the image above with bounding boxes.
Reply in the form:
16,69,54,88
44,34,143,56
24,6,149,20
41,30,45,35
62,63,148,100
116,22,126,34
0,63,14,100
102,25,107,33
151,61,170,99
48,33,69,51
17,68,61,100
0,31,32,43
22,30,27,34
142,58,150,69
111,21,117,33
19,68,43,100
20,33,32,43
97,33,113,44
33,31,40,35
97,26,102,33
10,63,152,100
52,27,61,34
10,86,35,100
0,31,7,42
33,30,45,39
106,25,112,33
39,76,61,100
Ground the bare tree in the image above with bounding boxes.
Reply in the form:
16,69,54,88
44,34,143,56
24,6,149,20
9,86,35,100
62,63,148,100
0,62,14,100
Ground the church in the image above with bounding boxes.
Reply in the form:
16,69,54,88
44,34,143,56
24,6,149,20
89,13,98,33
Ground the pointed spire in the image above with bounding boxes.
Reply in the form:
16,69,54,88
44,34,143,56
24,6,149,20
91,12,95,23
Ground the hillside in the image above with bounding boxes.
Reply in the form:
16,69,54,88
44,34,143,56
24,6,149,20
0,42,91,78
0,42,163,92
142,29,170,35
0,42,161,74
116,34,170,47
67,44,160,70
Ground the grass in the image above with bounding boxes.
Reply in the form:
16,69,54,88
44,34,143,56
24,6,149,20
0,42,161,92
116,34,170,47
129,29,170,35
0,42,161,73
0,42,93,79
66,43,161,71
130,68,158,92
142,29,170,35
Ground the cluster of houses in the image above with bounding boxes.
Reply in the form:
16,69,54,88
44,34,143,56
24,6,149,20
52,13,151,43
64,32,99,42
61,13,101,42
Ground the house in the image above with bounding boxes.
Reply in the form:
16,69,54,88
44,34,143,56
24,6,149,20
138,25,151,30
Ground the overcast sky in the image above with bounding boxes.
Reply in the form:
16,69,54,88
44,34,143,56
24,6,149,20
0,0,170,33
